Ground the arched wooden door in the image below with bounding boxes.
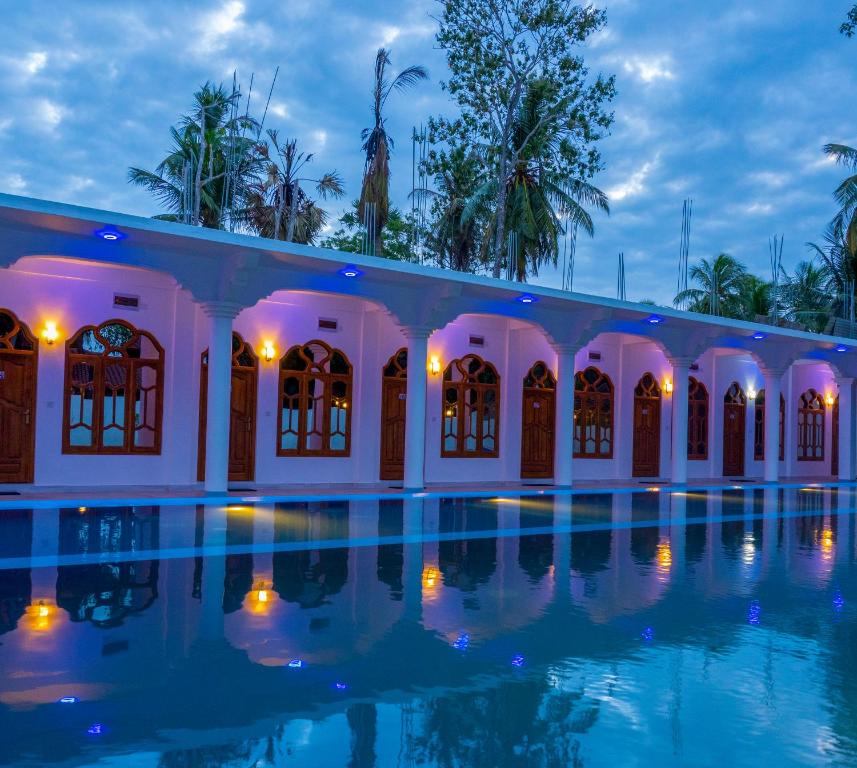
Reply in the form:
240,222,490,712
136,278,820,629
380,348,407,481
722,381,746,477
832,394,839,476
632,372,661,477
0,309,38,483
197,332,258,482
520,361,556,478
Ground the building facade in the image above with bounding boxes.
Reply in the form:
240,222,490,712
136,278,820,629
0,194,854,492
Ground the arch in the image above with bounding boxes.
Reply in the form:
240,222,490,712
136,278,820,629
722,381,746,476
197,331,259,482
574,366,614,459
687,376,708,460
441,354,500,458
0,308,38,482
63,319,164,454
753,390,785,462
521,361,556,478
632,372,661,477
797,388,825,462
380,347,408,480
278,339,352,456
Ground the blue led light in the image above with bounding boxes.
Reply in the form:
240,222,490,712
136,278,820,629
334,682,348,690
339,265,363,278
834,589,844,610
287,659,304,668
511,654,525,667
835,345,848,353
641,626,654,642
751,332,767,340
747,600,761,625
87,723,105,736
516,293,536,304
452,632,470,650
58,696,79,704
94,227,125,241
645,314,664,325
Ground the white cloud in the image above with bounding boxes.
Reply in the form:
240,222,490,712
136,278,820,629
743,202,773,216
312,129,328,149
269,101,289,119
23,51,47,75
748,171,789,189
607,157,659,202
622,55,675,84
195,1,247,54
1,173,27,192
34,99,65,130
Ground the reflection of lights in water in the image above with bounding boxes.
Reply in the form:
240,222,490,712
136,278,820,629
422,565,439,590
656,539,672,575
287,659,304,669
247,579,274,614
511,654,525,667
833,589,845,611
800,487,823,493
641,627,654,642
77,506,87,513
820,528,835,561
26,599,54,632
748,600,761,625
452,632,470,650
59,696,79,704
647,487,661,493
226,505,253,513
490,497,516,504
742,532,756,566
334,682,348,690
87,724,105,736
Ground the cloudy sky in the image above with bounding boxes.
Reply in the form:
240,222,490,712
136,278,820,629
1,1,855,304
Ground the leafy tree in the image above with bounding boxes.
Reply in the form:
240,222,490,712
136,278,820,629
321,201,420,263
822,143,857,255
780,259,831,332
806,221,857,320
435,0,614,277
739,274,773,321
359,48,428,255
129,82,261,229
841,4,857,36
239,130,344,244
674,253,749,317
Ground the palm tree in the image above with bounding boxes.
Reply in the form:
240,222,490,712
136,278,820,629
807,220,857,321
823,143,857,254
781,259,831,332
129,82,261,229
739,274,773,321
359,49,428,255
674,253,748,317
240,130,344,244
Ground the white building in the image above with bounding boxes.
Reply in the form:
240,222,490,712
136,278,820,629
0,193,853,493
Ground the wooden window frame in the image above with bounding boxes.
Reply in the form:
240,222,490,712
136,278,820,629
441,354,500,458
754,390,786,461
277,339,352,457
687,376,708,460
573,366,614,459
797,388,825,462
63,319,164,455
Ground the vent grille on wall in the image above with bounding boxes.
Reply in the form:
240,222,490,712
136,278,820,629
588,351,602,361
113,293,140,310
468,335,485,347
318,318,338,331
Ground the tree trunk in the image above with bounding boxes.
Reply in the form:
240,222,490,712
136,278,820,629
491,151,509,279
193,106,206,226
285,181,299,242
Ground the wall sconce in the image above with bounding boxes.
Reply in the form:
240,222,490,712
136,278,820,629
261,341,276,363
826,392,836,407
663,377,673,395
42,321,59,345
429,355,441,376
748,387,757,400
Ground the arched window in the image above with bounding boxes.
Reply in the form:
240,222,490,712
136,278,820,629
0,309,36,352
442,354,500,457
753,390,786,461
278,340,352,456
573,366,613,458
687,376,708,460
64,320,164,454
797,388,825,461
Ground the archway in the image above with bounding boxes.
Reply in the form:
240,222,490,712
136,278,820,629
722,381,746,476
379,348,407,481
632,373,661,477
520,361,556,478
0,309,38,483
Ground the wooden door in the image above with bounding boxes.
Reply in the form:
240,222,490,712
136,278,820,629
520,362,556,479
197,333,258,483
832,395,839,476
0,311,38,484
379,348,407,481
632,373,661,477
722,382,746,477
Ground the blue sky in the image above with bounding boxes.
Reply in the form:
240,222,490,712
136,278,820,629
1,1,855,305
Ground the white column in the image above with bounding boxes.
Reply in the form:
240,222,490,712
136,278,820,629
670,359,692,485
202,303,238,494
763,369,784,483
553,344,578,487
837,377,854,481
403,328,431,491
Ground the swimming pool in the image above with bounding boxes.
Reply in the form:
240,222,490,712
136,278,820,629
0,487,855,766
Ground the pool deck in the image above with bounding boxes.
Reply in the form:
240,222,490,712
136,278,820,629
0,476,850,509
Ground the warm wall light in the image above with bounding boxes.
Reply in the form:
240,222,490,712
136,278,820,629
748,387,757,400
42,321,59,345
261,341,276,362
826,392,836,407
429,355,441,376
663,377,673,394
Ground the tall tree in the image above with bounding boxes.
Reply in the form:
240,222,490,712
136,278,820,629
435,0,614,277
841,4,857,36
321,201,420,263
128,82,260,229
822,143,857,256
240,130,344,244
359,49,428,255
673,253,749,317
781,259,831,332
806,221,857,320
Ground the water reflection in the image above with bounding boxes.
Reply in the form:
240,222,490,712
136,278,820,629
0,488,855,766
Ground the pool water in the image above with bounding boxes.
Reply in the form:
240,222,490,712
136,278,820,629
1,487,856,766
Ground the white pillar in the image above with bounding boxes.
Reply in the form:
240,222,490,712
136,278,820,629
553,344,578,487
403,328,431,490
202,304,238,494
837,377,854,481
763,369,784,483
670,359,691,485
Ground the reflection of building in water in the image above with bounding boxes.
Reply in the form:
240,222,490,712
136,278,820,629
518,506,554,584
0,509,31,636
377,499,404,600
56,506,159,627
223,507,254,613
438,498,498,592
